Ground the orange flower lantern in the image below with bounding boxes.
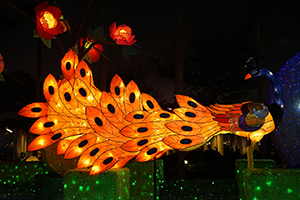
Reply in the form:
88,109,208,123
109,22,137,45
19,50,278,175
76,37,104,63
35,2,67,40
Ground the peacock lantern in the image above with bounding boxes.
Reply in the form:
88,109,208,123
18,51,284,175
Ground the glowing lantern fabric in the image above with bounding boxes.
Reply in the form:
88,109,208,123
109,22,137,45
0,53,4,73
75,37,104,63
19,50,275,175
35,2,66,40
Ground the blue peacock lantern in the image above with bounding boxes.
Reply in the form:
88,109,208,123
269,52,300,167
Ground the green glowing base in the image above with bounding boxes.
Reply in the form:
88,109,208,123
126,159,164,200
35,174,64,200
0,161,53,199
235,159,276,200
63,168,130,200
244,168,300,200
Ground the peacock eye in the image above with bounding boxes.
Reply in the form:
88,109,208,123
252,68,261,76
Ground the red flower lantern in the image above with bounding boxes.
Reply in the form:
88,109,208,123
35,2,67,40
0,53,4,73
76,38,104,63
109,22,136,45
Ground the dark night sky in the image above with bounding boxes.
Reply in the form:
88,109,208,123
1,0,300,103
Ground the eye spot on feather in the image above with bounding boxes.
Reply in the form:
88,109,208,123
48,86,54,95
44,122,54,128
66,62,71,70
137,127,148,133
133,114,144,119
115,86,120,96
187,101,197,108
64,92,71,102
181,126,193,131
79,88,87,97
31,107,42,113
160,113,170,118
146,100,154,109
80,68,86,77
107,104,115,114
180,138,192,144
137,139,148,146
95,117,103,127
90,148,99,156
103,157,113,165
78,140,88,148
147,148,157,155
129,92,136,103
185,112,196,118
51,133,62,140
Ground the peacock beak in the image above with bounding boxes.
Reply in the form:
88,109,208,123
245,73,252,80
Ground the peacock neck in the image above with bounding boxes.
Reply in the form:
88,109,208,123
262,68,285,109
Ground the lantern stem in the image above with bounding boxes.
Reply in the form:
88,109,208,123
247,141,256,170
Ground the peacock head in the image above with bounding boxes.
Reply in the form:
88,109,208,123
244,57,284,128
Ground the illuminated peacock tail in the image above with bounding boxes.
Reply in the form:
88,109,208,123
18,50,275,175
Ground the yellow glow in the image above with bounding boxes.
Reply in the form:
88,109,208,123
120,30,127,34
249,130,264,142
84,160,91,166
40,11,58,29
76,148,82,154
39,139,45,145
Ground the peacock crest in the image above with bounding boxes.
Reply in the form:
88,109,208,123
19,50,277,175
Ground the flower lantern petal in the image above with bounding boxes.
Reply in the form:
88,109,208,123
109,22,117,40
0,53,4,73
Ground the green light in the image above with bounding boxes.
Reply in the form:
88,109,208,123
96,180,99,184
79,186,83,191
132,182,135,186
64,184,67,188
149,175,152,178
287,188,293,193
256,186,261,191
237,170,240,173
72,180,76,184
266,181,272,186
180,187,183,190
15,166,18,169
253,197,257,200
16,175,19,178
86,186,90,191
